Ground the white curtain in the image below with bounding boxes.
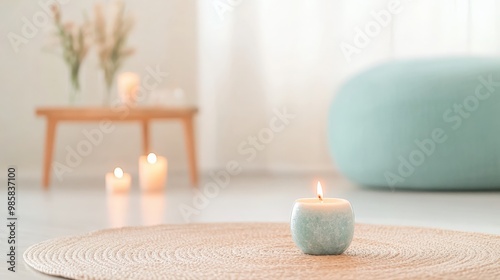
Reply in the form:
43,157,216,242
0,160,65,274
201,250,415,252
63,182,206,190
197,0,500,172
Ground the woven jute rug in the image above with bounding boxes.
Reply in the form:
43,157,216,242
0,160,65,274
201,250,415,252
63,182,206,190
24,223,500,279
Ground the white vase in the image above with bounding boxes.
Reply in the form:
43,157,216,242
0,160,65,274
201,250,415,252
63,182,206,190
98,69,115,107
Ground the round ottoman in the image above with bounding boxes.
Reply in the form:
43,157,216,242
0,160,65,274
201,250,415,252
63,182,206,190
328,57,500,190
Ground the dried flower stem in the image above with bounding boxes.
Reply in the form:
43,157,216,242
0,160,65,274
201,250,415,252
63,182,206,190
94,0,134,104
50,4,91,103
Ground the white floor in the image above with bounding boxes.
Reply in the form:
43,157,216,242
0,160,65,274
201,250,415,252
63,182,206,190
5,172,500,279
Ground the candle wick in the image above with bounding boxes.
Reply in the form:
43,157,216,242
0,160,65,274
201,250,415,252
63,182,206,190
318,195,323,202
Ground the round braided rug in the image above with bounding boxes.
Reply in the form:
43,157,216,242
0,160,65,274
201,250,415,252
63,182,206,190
24,223,500,280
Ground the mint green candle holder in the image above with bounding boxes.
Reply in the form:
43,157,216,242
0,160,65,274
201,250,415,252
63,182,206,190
291,198,354,255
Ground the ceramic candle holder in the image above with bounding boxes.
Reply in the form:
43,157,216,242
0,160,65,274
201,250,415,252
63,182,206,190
290,198,354,255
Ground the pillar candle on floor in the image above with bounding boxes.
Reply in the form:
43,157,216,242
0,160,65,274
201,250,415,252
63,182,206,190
105,167,131,193
139,153,167,192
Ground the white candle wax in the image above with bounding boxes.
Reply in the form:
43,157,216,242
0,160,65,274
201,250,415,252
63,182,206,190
117,72,140,105
105,167,131,193
139,153,167,191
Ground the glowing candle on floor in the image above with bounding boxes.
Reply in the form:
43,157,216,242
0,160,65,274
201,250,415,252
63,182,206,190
139,153,167,191
105,167,131,193
290,181,354,255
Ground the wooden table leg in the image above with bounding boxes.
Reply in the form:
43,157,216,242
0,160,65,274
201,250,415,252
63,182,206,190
142,120,150,155
42,119,57,189
182,116,198,186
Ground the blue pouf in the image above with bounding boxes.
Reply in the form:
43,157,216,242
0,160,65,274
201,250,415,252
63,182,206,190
328,57,500,190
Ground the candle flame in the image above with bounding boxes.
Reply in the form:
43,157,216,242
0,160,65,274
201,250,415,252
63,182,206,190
317,181,323,201
147,153,157,164
114,167,124,179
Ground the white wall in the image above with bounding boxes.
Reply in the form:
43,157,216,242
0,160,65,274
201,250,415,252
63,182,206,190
1,0,499,182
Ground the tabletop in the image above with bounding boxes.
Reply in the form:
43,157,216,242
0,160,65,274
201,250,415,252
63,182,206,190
35,106,198,121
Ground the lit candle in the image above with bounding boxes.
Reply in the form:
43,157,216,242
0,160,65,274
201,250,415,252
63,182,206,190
105,167,131,193
139,153,167,192
117,72,140,105
290,182,354,255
